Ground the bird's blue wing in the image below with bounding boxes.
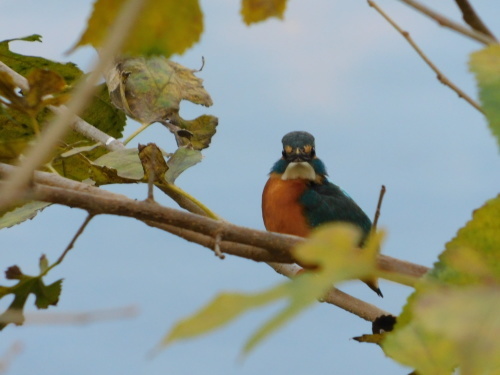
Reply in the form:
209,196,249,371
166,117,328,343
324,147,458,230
299,180,372,239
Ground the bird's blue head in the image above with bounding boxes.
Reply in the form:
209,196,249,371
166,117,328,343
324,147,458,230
271,131,327,179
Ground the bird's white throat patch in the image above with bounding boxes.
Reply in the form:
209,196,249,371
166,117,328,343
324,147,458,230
281,162,316,181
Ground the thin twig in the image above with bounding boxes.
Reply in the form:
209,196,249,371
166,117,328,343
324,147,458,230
24,305,139,325
0,0,147,210
368,0,484,114
146,220,292,263
43,213,95,276
372,185,386,231
0,341,23,374
396,0,496,45
454,0,497,41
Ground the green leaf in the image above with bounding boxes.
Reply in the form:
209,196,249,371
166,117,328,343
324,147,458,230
165,147,202,183
0,35,82,84
92,148,144,182
0,37,126,178
51,83,128,182
0,201,51,229
107,57,213,125
241,0,288,25
429,194,500,285
74,0,203,56
0,266,62,330
470,44,500,150
0,35,81,162
80,83,127,139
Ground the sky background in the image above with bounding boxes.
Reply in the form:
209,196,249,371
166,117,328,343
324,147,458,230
1,0,500,374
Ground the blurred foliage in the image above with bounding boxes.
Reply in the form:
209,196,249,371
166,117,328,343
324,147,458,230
241,0,288,25
162,225,383,355
470,44,500,150
74,0,203,56
382,196,500,374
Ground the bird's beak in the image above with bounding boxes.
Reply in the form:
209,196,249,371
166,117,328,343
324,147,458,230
284,147,312,163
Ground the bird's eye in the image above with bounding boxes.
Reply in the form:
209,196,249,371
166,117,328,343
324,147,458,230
282,150,286,158
311,148,316,157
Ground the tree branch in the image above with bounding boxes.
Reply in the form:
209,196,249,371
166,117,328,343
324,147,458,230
397,0,497,45
0,163,431,279
0,163,430,280
267,263,390,321
454,0,498,41
369,0,484,114
1,163,431,322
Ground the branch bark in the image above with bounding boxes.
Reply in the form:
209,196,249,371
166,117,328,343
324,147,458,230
1,162,432,321
368,1,483,114
454,0,498,41
0,163,430,279
397,0,497,45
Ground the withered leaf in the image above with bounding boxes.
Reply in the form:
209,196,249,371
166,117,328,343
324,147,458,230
107,57,213,125
138,143,169,182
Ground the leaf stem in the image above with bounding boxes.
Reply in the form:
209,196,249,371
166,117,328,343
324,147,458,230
123,122,151,145
157,181,221,220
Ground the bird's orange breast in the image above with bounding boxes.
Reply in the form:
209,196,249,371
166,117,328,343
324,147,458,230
262,174,311,237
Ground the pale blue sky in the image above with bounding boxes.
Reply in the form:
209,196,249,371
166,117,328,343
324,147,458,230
1,1,500,374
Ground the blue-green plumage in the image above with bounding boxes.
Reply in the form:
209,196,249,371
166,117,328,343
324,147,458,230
262,130,382,297
299,180,372,240
268,132,372,241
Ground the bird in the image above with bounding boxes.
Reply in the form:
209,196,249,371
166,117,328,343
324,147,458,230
262,131,382,297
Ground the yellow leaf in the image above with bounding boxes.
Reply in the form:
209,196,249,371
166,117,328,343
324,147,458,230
382,196,500,373
244,224,383,354
161,285,288,347
241,0,288,25
75,0,203,56
161,224,384,356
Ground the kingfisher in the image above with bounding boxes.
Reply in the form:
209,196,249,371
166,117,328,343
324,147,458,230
262,131,382,297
